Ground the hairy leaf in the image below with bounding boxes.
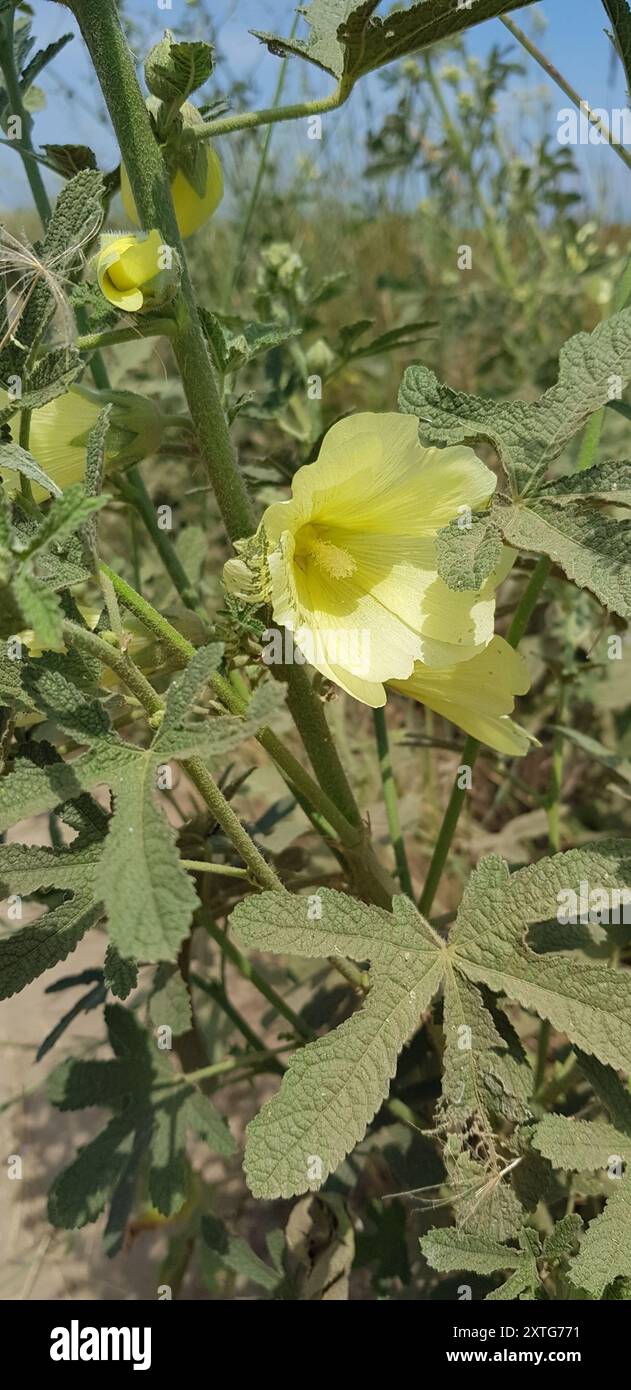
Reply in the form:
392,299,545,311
199,1214,281,1293
0,645,285,962
0,895,100,1000
420,1226,522,1276
440,972,532,1141
0,349,83,420
542,1214,583,1263
254,0,539,84
399,309,631,493
435,513,504,592
104,943,138,1001
497,497,631,618
543,459,631,506
449,841,631,1073
145,31,214,103
149,963,192,1036
0,441,62,497
570,1179,631,1297
534,1114,631,1171
200,309,301,375
534,1112,631,1297
232,889,446,1198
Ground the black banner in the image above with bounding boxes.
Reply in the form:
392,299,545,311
0,1297,621,1375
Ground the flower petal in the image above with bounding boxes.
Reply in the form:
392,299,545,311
327,528,499,660
272,535,424,685
274,413,497,538
2,388,100,501
388,637,533,755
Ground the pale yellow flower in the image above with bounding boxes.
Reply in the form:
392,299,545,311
224,412,532,753
389,636,532,756
0,386,164,500
227,413,506,697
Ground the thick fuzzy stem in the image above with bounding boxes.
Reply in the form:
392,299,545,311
63,0,254,542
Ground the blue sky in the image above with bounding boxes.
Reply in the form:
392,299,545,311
2,0,630,215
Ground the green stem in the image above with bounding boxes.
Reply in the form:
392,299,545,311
418,734,480,918
418,558,551,917
537,618,572,1092
372,707,414,898
182,757,283,892
62,618,163,715
100,562,393,903
283,664,361,828
506,557,551,647
500,15,631,176
66,0,254,543
203,918,314,1041
180,859,251,881
115,467,206,618
100,562,195,661
0,11,51,228
196,88,345,142
188,971,281,1062
61,619,282,892
178,1044,295,1085
18,407,34,504
69,0,372,881
76,320,176,352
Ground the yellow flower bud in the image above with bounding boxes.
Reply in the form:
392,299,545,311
0,386,165,500
121,102,223,240
96,229,178,312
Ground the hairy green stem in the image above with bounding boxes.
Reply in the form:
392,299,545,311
62,618,163,715
100,562,195,661
418,558,551,916
115,467,206,619
62,619,282,892
373,707,414,898
183,757,282,892
196,88,345,142
18,407,34,503
64,0,254,542
76,320,176,352
66,0,380,892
